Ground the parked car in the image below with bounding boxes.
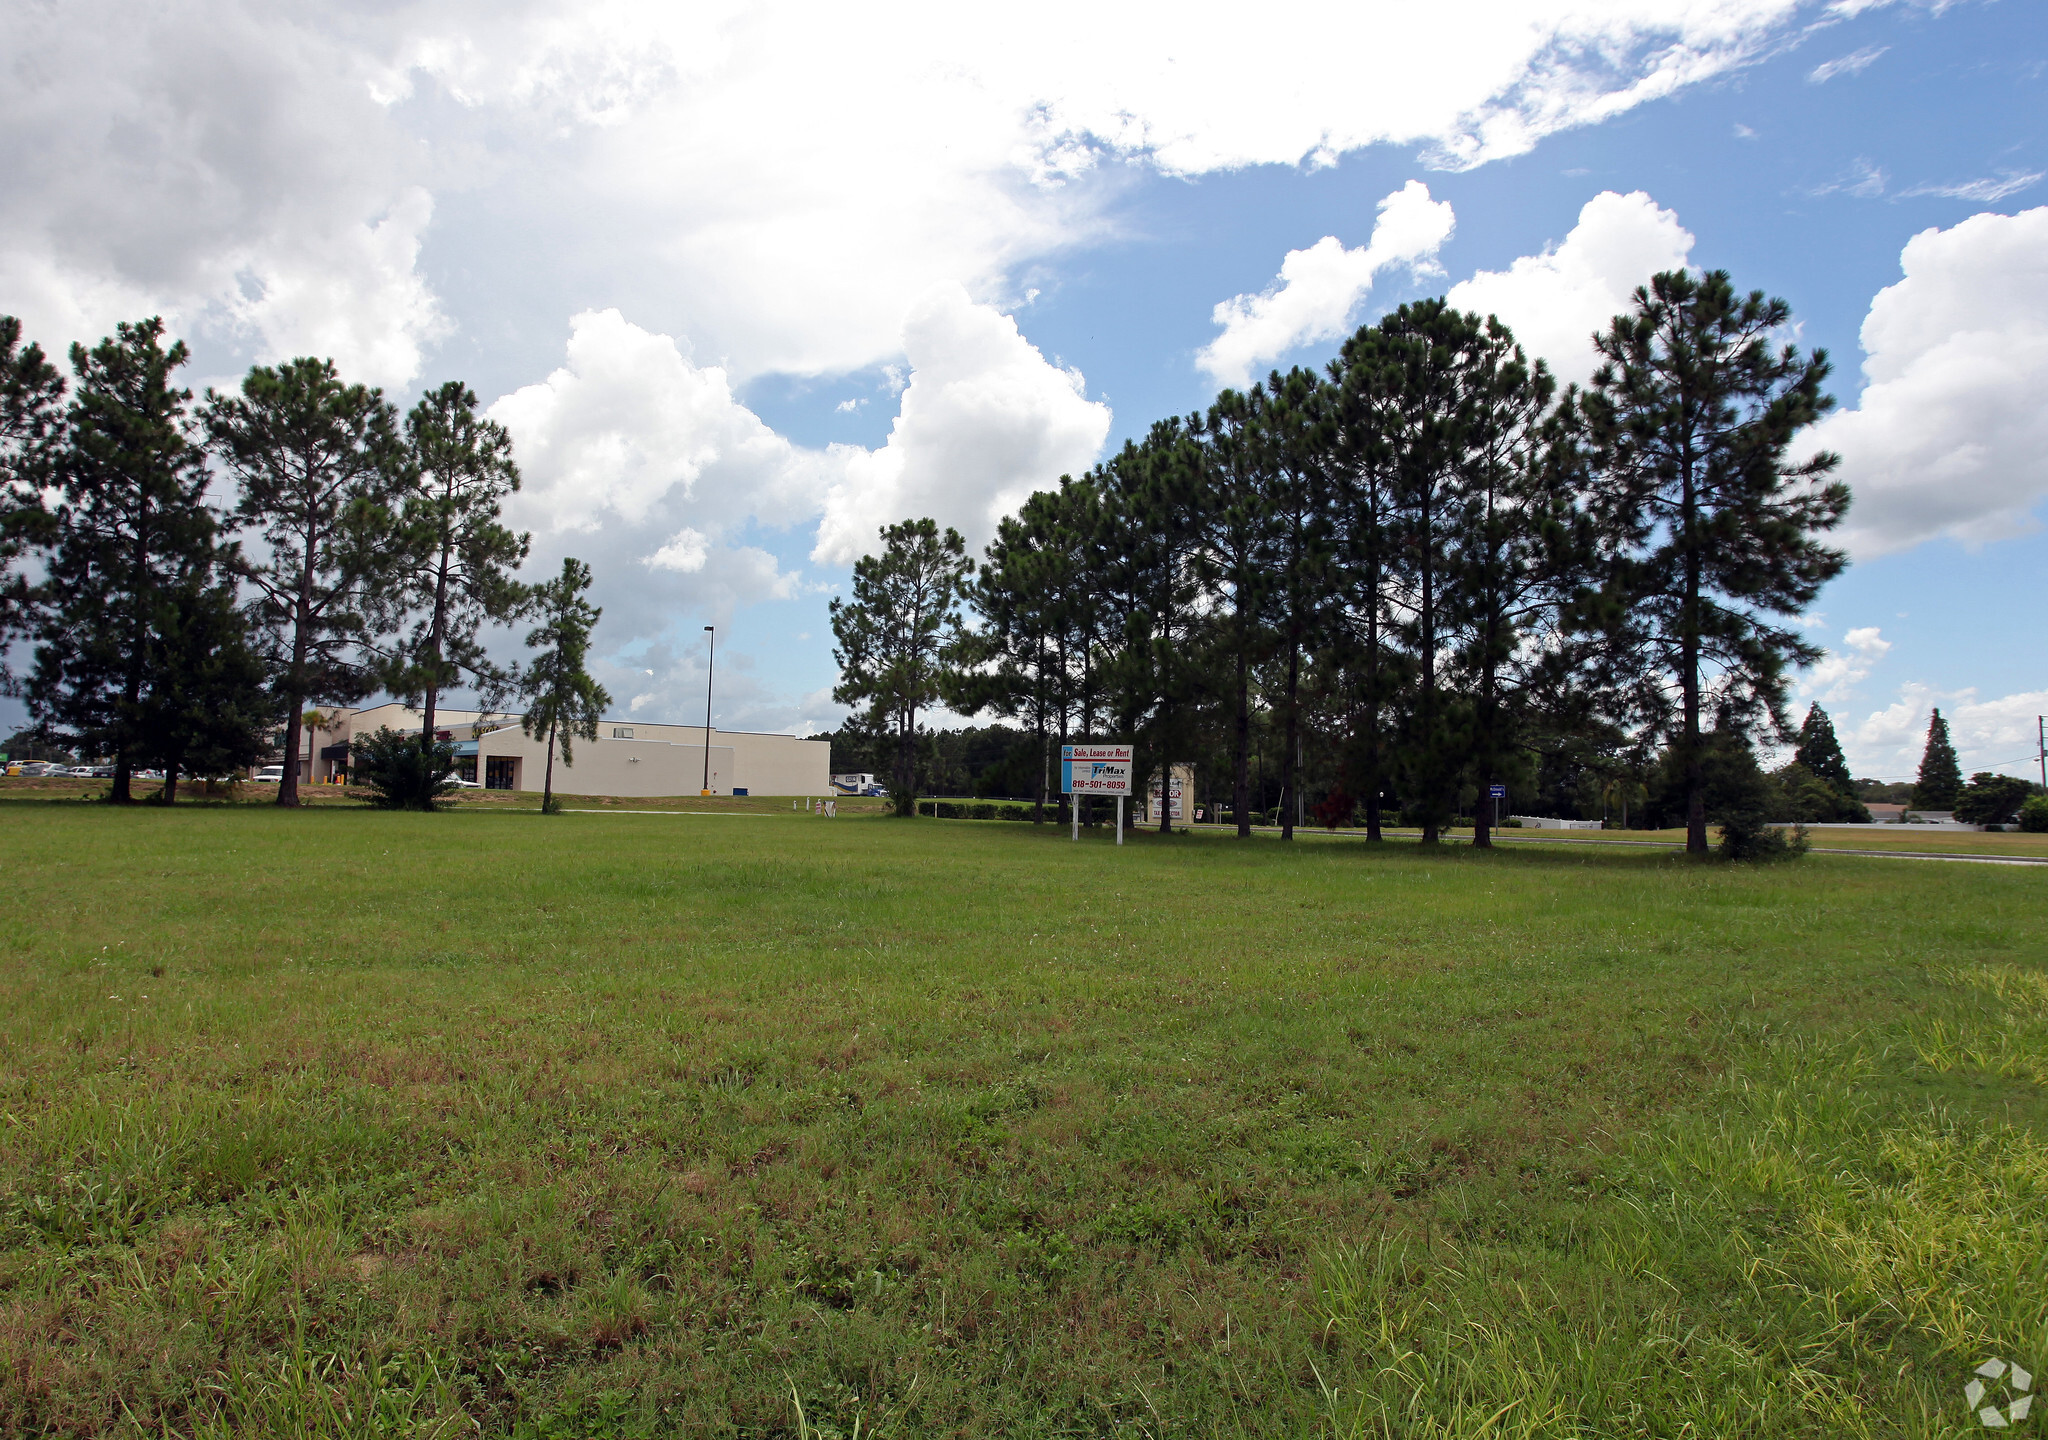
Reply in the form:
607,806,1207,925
252,765,286,783
13,761,59,777
448,777,483,789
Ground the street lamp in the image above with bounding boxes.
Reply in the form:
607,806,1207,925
701,625,715,796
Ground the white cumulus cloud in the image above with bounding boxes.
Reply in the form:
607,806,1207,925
1802,624,1892,703
814,283,1111,564
491,308,827,539
3,0,1853,393
1812,206,2048,558
1445,190,1694,386
0,0,444,389
1198,182,1455,388
1845,684,2048,782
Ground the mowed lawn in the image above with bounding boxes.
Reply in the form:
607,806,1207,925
1,805,2044,1438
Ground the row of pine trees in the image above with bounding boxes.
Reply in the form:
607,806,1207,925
833,270,1857,856
0,316,606,808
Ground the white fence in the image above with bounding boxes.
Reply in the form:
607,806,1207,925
1509,815,1605,830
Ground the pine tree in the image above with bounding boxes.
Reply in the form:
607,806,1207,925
518,557,610,815
1092,420,1208,834
959,491,1073,822
1583,270,1849,856
1441,315,1584,849
28,320,228,803
135,568,272,801
0,316,67,646
1912,708,1962,810
379,381,531,751
1247,368,1335,842
1192,389,1278,838
1379,300,1481,845
204,357,405,806
1793,703,1853,792
829,518,970,815
1326,325,1409,841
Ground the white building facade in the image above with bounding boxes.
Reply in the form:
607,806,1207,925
282,703,829,798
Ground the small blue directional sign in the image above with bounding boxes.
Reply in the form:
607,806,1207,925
1488,784,1507,798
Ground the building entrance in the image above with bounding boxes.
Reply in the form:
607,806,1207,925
485,756,518,790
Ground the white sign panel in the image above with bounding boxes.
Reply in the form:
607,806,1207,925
1147,776,1186,821
1061,743,1133,796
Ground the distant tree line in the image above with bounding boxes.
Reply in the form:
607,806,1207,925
833,270,1858,857
0,315,604,808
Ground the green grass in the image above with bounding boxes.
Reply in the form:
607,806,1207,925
0,804,2042,1437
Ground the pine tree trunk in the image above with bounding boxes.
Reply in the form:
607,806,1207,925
896,707,915,818
278,687,305,809
544,714,557,813
1682,466,1708,856
1279,641,1300,841
1419,508,1439,846
1034,687,1046,823
1233,642,1251,838
1364,548,1384,842
1473,645,1496,850
161,759,179,804
420,527,454,758
279,544,315,808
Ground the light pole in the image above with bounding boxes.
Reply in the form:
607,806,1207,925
701,625,715,795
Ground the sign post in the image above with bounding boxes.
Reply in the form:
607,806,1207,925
1488,782,1507,830
1060,743,1133,844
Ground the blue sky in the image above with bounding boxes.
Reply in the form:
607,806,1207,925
5,0,2045,780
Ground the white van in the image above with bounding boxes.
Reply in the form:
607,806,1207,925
253,765,286,783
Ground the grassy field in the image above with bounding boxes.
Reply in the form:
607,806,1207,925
1195,819,2048,860
1,801,2044,1437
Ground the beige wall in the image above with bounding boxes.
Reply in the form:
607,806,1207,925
282,703,828,797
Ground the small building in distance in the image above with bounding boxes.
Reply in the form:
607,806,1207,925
273,703,828,798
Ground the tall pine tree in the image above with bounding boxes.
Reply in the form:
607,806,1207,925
829,518,970,815
0,317,66,647
28,320,232,803
518,557,610,815
1912,707,1962,810
205,357,405,806
380,381,531,751
1583,270,1849,856
1793,703,1853,791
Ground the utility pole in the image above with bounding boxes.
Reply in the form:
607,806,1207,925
701,625,715,795
2038,714,2045,791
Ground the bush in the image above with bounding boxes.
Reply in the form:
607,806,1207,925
2019,795,2048,833
1954,771,2043,827
1720,817,1808,862
349,727,458,811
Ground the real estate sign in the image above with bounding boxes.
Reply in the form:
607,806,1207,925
1146,772,1187,822
1060,743,1132,796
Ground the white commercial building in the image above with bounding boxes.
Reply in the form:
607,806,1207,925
280,702,829,798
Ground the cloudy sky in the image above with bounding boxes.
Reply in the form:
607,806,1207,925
5,0,2044,781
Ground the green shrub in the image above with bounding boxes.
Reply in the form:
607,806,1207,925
2019,795,2048,833
1720,817,1808,861
348,727,458,811
1955,771,2043,827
